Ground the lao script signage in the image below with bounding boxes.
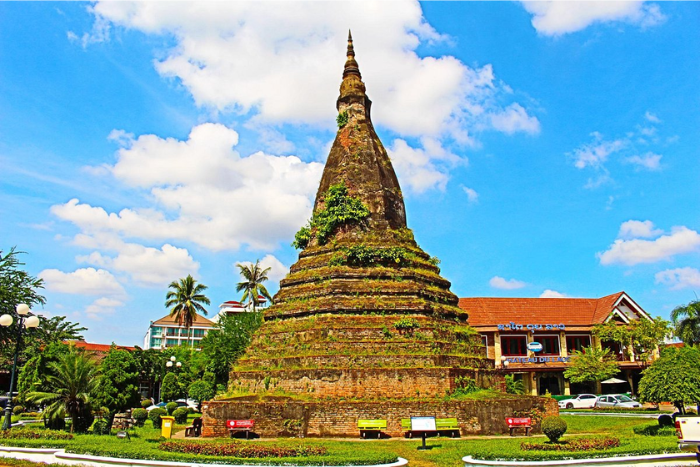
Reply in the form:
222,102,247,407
505,356,571,364
497,322,565,331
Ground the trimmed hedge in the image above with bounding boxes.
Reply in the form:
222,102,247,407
172,408,188,424
521,437,620,451
159,441,327,458
0,430,73,440
132,408,148,427
165,402,178,415
542,416,568,443
148,408,167,428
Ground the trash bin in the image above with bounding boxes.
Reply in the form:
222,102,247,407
161,416,175,439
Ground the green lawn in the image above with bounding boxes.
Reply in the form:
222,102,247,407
0,416,684,467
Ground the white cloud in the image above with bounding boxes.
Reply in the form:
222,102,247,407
462,186,479,203
625,152,662,171
489,276,527,290
571,133,626,170
54,124,324,252
85,297,124,319
599,225,700,266
618,220,663,239
655,267,700,290
644,111,661,124
489,103,540,135
387,138,456,193
540,289,568,298
520,1,666,36
88,1,538,144
39,267,125,297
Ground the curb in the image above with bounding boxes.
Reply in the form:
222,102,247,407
0,446,408,467
463,452,697,466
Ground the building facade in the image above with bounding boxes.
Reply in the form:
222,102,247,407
459,292,656,396
143,312,215,350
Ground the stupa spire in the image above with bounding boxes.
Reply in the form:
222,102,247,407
343,30,361,79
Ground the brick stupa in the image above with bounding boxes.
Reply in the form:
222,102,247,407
202,34,554,438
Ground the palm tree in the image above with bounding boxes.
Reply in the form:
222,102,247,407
236,260,273,312
671,299,700,345
165,275,211,347
27,345,98,433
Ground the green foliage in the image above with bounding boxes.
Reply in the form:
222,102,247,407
159,440,327,457
505,375,525,395
336,111,349,128
165,274,211,347
329,246,410,267
26,344,98,433
132,408,148,427
564,347,620,383
172,407,188,424
200,312,263,386
141,399,152,409
671,299,700,345
633,421,676,436
450,376,479,397
236,260,273,311
521,437,619,451
161,373,181,402
593,318,671,364
94,345,140,414
292,183,370,249
90,418,110,435
12,405,24,415
638,345,700,413
0,429,73,440
188,380,215,405
541,416,568,443
149,408,167,428
165,401,178,415
393,317,420,331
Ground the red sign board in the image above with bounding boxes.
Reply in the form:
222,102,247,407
227,419,255,429
506,417,531,427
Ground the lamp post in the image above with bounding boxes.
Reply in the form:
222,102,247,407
1,304,40,430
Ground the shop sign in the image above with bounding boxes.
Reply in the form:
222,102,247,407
497,322,566,331
527,342,543,352
505,356,571,364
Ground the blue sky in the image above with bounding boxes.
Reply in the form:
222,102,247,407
1,1,698,346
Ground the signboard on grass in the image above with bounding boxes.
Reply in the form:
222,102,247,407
410,416,436,431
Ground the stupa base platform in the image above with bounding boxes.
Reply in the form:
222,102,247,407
201,397,558,438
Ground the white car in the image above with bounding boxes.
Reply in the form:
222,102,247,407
146,399,198,412
558,394,599,409
595,394,642,409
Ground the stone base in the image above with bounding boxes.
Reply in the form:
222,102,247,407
201,397,558,438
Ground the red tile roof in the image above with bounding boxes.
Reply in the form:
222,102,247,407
66,341,135,352
153,312,214,327
459,292,626,327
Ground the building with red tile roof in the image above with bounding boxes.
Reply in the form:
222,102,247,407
459,291,655,397
143,311,215,350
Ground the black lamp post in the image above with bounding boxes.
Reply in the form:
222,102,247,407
1,304,40,430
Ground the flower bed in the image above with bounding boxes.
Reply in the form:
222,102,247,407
521,437,620,451
0,430,73,440
159,440,327,458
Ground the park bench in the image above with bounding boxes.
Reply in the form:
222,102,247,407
506,417,531,436
185,417,202,437
227,419,255,439
401,418,460,438
357,419,387,438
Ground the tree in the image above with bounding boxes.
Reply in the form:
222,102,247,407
94,345,140,415
160,372,181,402
165,275,210,347
188,380,215,408
638,346,700,414
26,345,98,432
593,317,671,365
200,311,263,386
564,347,620,384
17,341,70,405
0,248,46,370
671,299,700,346
236,260,273,311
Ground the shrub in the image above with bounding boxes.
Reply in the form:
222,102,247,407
521,437,619,451
90,418,110,435
141,399,152,409
0,429,73,440
658,414,674,427
149,408,167,428
393,317,420,331
166,402,178,415
132,408,148,427
159,440,327,458
12,405,24,415
172,408,188,424
336,111,349,128
541,416,568,443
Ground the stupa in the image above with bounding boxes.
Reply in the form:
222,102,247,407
202,33,555,438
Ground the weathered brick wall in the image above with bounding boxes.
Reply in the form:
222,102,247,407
201,397,558,438
230,367,500,399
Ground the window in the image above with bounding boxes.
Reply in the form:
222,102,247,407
539,335,560,356
166,339,178,347
501,336,527,356
566,335,591,353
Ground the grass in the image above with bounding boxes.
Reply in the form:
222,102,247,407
0,416,686,467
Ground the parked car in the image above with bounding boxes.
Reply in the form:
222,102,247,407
558,394,599,409
595,394,642,409
146,399,198,412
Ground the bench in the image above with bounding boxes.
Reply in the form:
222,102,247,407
227,419,255,439
401,418,460,438
506,417,531,436
357,419,387,438
185,417,202,437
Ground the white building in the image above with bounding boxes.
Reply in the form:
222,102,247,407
143,312,216,350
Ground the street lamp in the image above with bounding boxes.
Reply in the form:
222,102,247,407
1,304,40,430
